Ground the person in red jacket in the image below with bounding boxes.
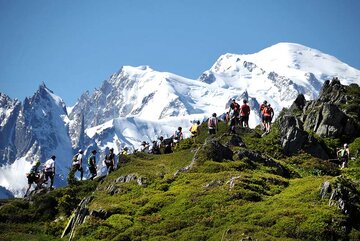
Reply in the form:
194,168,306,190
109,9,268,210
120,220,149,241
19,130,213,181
240,99,251,128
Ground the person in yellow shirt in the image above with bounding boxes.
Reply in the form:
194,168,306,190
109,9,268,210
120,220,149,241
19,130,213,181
189,121,201,143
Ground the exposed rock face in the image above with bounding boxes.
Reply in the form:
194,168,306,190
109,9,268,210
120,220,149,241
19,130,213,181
61,196,94,239
228,134,245,147
199,138,233,162
320,177,360,231
279,78,360,159
0,93,21,165
302,79,360,139
279,115,329,159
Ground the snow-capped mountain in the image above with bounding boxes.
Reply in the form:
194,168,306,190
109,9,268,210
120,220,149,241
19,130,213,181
68,65,245,150
0,83,72,197
0,93,21,165
1,42,360,198
200,42,360,108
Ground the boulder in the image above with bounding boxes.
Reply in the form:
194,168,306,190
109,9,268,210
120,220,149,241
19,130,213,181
319,181,332,199
200,139,233,162
228,134,245,147
279,115,329,159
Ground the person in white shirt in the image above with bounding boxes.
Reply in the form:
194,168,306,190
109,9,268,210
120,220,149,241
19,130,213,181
44,155,56,189
72,149,84,180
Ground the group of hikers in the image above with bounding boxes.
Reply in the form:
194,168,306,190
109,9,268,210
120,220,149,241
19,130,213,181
24,98,352,197
24,147,123,197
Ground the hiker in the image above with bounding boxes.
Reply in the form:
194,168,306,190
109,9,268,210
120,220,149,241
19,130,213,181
259,100,268,131
173,127,183,147
225,111,230,126
240,99,251,128
44,155,56,190
262,103,274,134
228,111,237,134
72,149,84,180
103,148,115,174
118,147,128,168
151,140,161,154
337,143,350,169
24,160,41,197
189,121,201,142
88,150,97,180
163,137,173,154
139,141,150,153
208,113,218,135
229,98,240,125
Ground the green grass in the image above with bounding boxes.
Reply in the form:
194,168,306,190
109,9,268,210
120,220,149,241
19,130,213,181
1,118,360,241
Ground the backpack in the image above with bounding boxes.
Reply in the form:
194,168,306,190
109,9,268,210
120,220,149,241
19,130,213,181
208,117,216,128
232,102,240,112
190,124,198,134
104,154,114,164
174,131,181,140
340,149,348,158
88,155,95,166
163,138,172,146
264,106,272,115
72,153,79,163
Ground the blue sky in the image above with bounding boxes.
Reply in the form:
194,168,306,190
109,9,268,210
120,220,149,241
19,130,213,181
1,0,359,106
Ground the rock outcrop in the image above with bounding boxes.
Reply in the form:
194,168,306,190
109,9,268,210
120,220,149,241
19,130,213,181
279,78,360,159
198,138,233,162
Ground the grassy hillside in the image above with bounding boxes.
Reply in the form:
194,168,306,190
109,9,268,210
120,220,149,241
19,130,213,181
1,120,359,241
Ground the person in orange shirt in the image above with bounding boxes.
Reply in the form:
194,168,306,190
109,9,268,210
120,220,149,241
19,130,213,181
262,103,274,134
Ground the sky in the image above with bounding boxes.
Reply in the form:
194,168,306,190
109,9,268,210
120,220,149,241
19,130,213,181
0,0,359,106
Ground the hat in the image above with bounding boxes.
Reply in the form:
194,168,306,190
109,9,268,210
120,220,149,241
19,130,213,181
344,143,348,148
78,149,83,154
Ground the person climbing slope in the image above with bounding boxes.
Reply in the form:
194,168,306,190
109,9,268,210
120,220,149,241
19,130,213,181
208,113,218,135
337,143,350,169
259,100,268,131
72,149,84,180
104,148,115,174
44,155,56,190
262,103,274,135
24,160,41,197
240,99,251,128
88,150,97,180
189,120,201,143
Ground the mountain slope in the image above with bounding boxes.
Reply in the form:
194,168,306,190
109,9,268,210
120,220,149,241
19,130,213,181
0,83,72,196
1,80,359,240
1,42,360,198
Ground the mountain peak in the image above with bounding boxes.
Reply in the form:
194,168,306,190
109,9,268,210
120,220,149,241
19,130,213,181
117,65,154,76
